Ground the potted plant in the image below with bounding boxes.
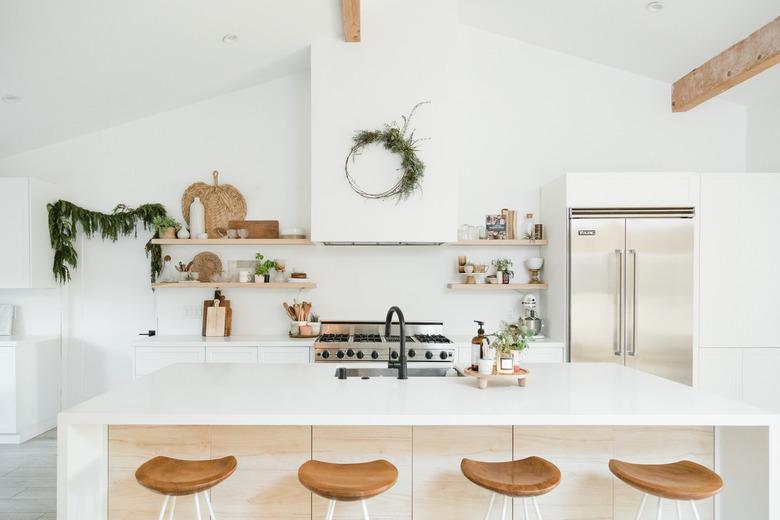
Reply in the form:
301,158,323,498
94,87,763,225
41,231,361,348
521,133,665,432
254,253,277,283
492,258,514,284
152,215,180,240
310,313,321,335
490,321,534,373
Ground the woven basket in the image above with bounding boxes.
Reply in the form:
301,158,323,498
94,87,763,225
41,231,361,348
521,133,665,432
182,171,247,236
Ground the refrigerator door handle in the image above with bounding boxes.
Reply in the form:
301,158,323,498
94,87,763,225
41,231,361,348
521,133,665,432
614,249,624,357
628,249,638,357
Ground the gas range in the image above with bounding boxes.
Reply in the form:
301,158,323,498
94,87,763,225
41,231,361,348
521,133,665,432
314,321,455,363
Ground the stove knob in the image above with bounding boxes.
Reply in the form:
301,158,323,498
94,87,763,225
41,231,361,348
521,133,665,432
391,351,399,360
408,349,416,358
321,351,330,359
371,351,379,359
337,350,345,359
425,351,433,360
356,351,365,359
440,351,449,360
346,349,355,357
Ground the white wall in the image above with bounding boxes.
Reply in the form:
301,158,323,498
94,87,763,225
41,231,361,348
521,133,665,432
0,20,747,406
747,96,780,171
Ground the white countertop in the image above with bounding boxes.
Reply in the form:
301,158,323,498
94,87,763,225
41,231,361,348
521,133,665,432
60,363,777,427
134,335,564,348
0,334,60,347
133,335,315,347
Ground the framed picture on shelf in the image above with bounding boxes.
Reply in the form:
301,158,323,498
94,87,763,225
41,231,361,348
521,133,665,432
485,214,507,240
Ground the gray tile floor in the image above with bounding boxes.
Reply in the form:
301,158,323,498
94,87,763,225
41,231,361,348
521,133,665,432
0,429,56,520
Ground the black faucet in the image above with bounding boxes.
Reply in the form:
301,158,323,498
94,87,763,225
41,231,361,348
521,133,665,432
385,306,408,380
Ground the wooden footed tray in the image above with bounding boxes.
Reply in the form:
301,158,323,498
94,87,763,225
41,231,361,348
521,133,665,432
288,333,320,339
463,367,529,389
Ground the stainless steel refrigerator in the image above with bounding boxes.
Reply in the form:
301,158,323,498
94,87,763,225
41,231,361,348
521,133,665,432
569,208,694,385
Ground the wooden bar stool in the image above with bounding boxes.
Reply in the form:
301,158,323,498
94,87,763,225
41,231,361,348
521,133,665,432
461,456,561,520
298,459,398,520
135,455,237,520
609,459,723,519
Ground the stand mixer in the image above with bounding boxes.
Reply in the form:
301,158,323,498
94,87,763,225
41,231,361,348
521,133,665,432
521,294,543,337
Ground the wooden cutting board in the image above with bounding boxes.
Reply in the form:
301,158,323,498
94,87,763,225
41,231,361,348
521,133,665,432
228,220,279,239
202,299,232,337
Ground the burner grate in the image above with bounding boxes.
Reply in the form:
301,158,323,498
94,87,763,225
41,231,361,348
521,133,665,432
318,334,349,343
386,336,414,342
414,334,452,344
353,334,382,343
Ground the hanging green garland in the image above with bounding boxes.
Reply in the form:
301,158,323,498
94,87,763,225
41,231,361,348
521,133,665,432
47,200,168,284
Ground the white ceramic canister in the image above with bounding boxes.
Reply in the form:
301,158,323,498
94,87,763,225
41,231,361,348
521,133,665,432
189,197,205,238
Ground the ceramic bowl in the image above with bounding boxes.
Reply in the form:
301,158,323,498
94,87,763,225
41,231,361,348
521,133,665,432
526,257,544,270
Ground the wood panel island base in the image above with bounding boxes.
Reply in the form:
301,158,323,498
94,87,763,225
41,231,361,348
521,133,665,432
57,364,780,520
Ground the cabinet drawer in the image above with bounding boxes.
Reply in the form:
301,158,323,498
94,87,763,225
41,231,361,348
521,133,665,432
206,347,258,364
134,347,206,377
259,347,310,364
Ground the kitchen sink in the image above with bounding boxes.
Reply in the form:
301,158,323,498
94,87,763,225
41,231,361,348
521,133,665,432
334,367,464,379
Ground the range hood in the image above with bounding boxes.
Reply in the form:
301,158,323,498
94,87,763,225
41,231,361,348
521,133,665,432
309,3,457,245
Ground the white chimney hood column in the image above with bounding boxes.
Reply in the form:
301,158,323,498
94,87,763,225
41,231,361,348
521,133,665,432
310,0,457,244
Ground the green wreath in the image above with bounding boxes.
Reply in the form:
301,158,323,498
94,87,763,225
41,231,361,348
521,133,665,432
345,101,429,201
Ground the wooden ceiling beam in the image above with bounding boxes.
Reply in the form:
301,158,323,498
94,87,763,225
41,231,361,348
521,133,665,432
341,0,361,43
672,16,780,112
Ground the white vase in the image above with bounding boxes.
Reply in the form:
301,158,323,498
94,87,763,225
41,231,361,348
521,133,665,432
189,197,205,238
177,226,190,239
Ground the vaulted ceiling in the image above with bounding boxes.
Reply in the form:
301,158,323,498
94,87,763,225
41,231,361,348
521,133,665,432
1,0,777,158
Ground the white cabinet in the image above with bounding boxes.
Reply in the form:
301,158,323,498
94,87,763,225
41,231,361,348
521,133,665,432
699,348,780,413
698,348,742,401
134,347,205,378
206,346,258,363
0,337,60,444
260,346,310,364
700,173,780,348
742,349,780,413
0,178,57,288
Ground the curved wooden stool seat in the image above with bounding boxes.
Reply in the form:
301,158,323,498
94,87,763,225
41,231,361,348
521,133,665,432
609,459,723,519
298,459,398,519
461,456,561,497
461,457,561,520
135,455,237,520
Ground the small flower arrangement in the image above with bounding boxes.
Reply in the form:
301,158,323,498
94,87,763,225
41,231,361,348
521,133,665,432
490,321,534,355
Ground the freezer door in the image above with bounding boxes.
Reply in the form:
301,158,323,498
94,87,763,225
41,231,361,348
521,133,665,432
569,218,626,365
625,218,694,385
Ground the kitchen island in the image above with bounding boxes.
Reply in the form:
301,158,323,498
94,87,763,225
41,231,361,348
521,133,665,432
58,363,779,519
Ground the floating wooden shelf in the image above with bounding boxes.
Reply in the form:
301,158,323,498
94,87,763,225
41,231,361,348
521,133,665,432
449,240,547,246
151,238,313,246
152,282,317,289
447,283,547,291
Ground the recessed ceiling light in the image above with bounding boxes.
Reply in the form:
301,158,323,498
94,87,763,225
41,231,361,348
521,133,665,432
2,95,21,104
222,34,239,45
646,1,666,12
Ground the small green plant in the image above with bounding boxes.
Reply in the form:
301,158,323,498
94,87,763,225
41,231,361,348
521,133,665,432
255,253,277,276
492,258,514,277
151,215,180,231
310,313,320,323
490,321,534,354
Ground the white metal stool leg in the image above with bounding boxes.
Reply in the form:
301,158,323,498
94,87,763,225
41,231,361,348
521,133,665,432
325,499,336,520
157,495,170,520
655,497,663,520
203,491,217,520
483,493,496,520
635,494,648,519
194,492,202,520
361,499,370,520
501,495,509,520
676,501,682,519
168,496,176,520
690,501,701,520
532,496,542,520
